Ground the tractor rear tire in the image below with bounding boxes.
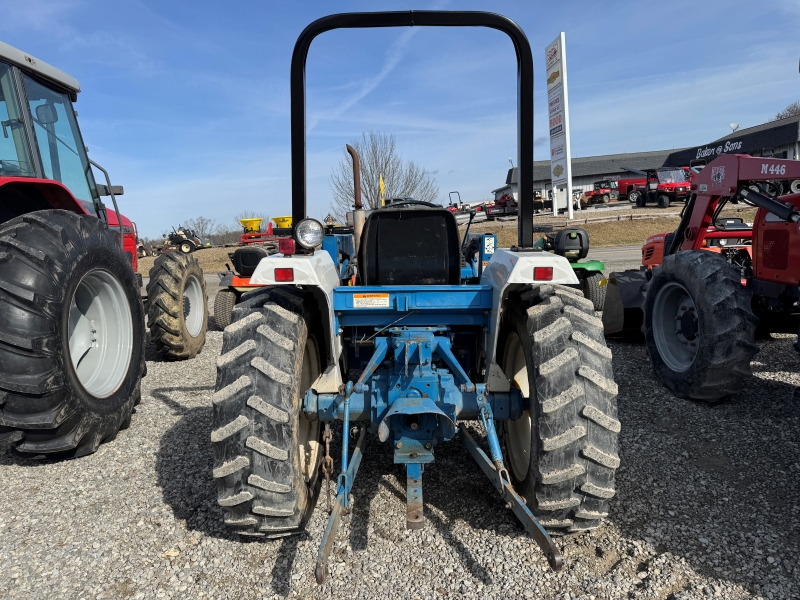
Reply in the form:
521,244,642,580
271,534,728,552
146,253,208,360
212,286,323,537
582,272,606,312
0,210,145,457
657,195,671,208
498,284,619,534
635,192,646,207
643,251,758,401
213,288,238,330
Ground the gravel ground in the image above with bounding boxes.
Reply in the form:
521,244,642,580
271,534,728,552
1,281,799,600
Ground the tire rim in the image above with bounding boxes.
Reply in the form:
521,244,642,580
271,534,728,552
502,332,531,482
183,275,204,337
68,269,134,398
298,336,321,482
652,281,699,372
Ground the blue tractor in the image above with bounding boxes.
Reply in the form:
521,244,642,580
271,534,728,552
211,11,620,583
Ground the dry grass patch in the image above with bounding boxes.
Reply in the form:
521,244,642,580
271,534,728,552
138,246,234,276
469,207,757,249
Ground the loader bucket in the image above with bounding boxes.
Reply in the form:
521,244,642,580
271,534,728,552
602,269,649,336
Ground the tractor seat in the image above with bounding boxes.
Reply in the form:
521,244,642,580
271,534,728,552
715,217,751,231
358,205,461,286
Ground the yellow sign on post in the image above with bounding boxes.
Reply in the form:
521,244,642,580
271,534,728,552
380,173,385,206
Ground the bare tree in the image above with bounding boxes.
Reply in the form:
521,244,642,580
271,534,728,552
184,216,217,241
329,131,439,219
771,100,800,122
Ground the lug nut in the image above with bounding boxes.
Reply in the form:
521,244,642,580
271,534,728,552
396,442,403,449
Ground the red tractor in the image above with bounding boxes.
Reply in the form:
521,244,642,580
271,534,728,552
0,42,149,456
603,153,800,401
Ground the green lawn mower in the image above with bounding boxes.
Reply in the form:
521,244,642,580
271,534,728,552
535,228,606,310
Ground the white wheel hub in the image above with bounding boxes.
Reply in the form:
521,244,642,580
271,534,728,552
183,275,204,337
68,269,134,398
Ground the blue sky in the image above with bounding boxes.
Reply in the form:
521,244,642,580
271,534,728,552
3,0,798,237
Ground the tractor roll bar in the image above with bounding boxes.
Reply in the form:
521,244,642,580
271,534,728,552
291,11,536,247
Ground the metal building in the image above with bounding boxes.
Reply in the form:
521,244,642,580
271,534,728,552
494,114,800,200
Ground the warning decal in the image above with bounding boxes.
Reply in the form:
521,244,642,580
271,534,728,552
352,293,390,308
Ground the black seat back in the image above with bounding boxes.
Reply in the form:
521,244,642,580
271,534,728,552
358,207,461,286
553,228,589,260
232,246,269,277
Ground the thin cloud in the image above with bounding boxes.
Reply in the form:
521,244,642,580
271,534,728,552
308,27,420,131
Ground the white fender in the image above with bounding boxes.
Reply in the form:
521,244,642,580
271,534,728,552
249,250,342,360
481,248,579,370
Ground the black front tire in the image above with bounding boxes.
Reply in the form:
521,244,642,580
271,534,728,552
213,288,238,330
0,210,145,457
498,284,619,534
643,251,758,401
657,195,671,208
212,287,324,537
147,253,208,360
635,192,646,207
582,272,607,312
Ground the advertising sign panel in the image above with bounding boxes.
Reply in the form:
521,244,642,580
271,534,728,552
546,33,573,216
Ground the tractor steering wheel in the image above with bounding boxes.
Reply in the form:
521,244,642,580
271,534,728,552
384,200,441,209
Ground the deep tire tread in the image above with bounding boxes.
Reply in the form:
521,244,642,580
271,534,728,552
643,251,758,401
212,287,321,536
0,210,144,457
501,283,619,535
146,253,208,360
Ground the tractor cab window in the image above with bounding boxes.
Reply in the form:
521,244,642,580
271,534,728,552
22,74,97,212
0,63,34,177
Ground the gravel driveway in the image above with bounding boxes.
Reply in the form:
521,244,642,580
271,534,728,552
1,281,798,600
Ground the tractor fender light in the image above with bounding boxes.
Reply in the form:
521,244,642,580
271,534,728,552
534,266,553,281
274,268,294,282
278,238,296,255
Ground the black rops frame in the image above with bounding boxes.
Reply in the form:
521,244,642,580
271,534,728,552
291,11,535,247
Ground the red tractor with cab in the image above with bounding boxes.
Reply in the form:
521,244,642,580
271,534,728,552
0,41,149,457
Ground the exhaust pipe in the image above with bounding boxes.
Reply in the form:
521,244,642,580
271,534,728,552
347,144,366,254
